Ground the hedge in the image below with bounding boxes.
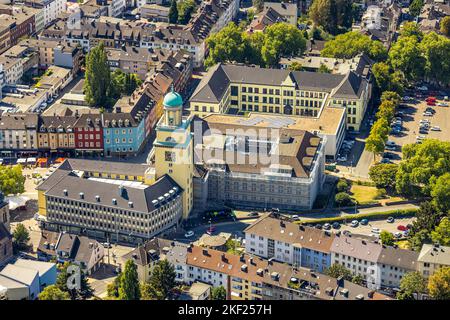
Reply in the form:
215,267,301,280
296,208,418,225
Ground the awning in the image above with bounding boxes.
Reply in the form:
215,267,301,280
55,157,66,163
17,158,27,164
27,157,37,163
37,158,48,164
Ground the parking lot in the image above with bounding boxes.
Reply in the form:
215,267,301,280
384,91,450,163
337,217,416,238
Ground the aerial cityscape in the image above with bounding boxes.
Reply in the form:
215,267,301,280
0,0,450,304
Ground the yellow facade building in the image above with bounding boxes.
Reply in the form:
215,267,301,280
189,63,371,132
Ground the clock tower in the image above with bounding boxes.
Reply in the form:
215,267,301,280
153,87,194,219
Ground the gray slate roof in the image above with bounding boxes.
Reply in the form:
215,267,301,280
190,63,366,104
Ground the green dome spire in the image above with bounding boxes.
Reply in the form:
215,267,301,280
163,85,183,108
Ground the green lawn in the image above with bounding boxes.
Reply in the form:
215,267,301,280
350,185,379,204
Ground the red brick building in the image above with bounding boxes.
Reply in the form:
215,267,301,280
74,114,104,156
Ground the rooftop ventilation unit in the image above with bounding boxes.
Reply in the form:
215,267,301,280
112,198,117,205
63,189,68,196
79,192,84,199
128,201,133,208
95,195,100,202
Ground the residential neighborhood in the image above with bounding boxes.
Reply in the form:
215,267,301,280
0,0,449,307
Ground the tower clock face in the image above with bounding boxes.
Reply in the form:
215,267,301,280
165,151,176,162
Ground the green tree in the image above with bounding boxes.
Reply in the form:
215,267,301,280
321,31,387,61
396,140,450,197
12,223,30,251
369,163,398,189
84,42,111,107
325,263,352,281
309,0,338,34
177,0,196,24
0,165,25,195
335,0,354,30
252,0,264,12
169,0,179,24
288,62,304,71
119,260,141,300
211,286,227,300
39,285,71,300
420,32,450,85
205,23,249,68
397,271,427,300
409,0,424,17
389,36,426,81
409,229,432,252
380,230,394,246
336,179,349,193
400,22,423,41
107,273,122,299
318,64,332,73
351,274,364,285
55,262,92,299
334,192,352,206
412,202,443,234
431,173,450,214
146,260,176,300
376,100,397,122
431,218,450,246
261,23,306,66
381,91,401,105
365,134,386,159
440,16,450,37
428,267,450,300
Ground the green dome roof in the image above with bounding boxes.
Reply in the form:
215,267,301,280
163,90,183,108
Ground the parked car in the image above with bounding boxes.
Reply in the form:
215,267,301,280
380,158,391,164
437,102,448,107
387,217,395,223
323,223,331,230
431,126,441,131
385,145,397,151
397,225,407,231
383,152,395,159
184,230,195,238
423,111,433,116
315,224,322,230
102,242,112,249
291,215,300,221
360,219,369,225
332,222,340,229
394,232,403,239
371,227,381,234
386,141,396,147
351,220,359,227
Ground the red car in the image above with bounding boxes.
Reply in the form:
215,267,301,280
397,225,407,231
426,96,436,103
427,101,436,106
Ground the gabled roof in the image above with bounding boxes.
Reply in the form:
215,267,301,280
331,71,366,99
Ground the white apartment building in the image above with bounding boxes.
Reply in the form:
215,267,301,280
0,113,39,156
0,57,23,85
109,0,126,17
25,0,67,27
186,246,229,289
